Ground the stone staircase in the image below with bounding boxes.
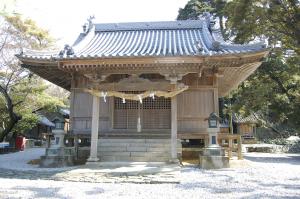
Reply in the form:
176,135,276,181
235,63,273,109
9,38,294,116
98,139,181,162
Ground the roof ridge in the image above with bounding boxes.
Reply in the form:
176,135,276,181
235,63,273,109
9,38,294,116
94,20,204,32
94,19,203,25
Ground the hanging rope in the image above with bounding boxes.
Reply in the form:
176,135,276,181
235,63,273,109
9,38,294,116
84,85,188,102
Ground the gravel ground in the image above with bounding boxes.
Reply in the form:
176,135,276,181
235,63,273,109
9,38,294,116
0,149,300,198
0,148,76,171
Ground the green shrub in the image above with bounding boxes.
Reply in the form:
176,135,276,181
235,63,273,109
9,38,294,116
288,141,300,153
263,138,287,145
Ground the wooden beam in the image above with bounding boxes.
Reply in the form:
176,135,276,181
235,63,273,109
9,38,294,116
93,81,176,91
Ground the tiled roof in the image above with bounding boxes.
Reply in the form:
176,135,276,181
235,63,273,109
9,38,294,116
233,113,259,124
18,15,266,60
38,115,55,127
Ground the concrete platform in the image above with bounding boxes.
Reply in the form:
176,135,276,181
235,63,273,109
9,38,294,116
97,138,182,162
199,147,229,169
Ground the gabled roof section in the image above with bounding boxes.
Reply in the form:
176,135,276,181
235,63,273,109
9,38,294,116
233,113,259,124
38,115,55,127
17,14,266,60
19,49,60,60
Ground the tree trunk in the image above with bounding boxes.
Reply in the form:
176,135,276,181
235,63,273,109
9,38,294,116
266,71,295,103
219,16,225,38
0,86,21,142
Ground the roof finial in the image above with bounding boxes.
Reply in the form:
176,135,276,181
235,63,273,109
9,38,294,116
201,12,216,33
201,12,211,26
83,15,95,34
59,44,74,57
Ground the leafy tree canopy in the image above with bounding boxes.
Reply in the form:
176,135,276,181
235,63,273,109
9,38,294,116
177,0,300,134
224,0,300,54
0,14,67,141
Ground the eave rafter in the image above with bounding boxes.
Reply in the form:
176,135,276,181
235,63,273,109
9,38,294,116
57,50,267,74
20,62,71,90
17,50,267,93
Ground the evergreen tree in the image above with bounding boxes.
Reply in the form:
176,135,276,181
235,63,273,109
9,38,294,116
177,0,300,134
0,14,66,142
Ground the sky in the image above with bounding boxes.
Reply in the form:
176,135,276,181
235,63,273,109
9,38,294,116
4,0,189,47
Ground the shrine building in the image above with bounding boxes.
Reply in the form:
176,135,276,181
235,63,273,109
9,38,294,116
16,14,268,163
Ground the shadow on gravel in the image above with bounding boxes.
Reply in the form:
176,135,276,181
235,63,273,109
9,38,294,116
244,154,300,165
176,181,255,194
259,183,300,190
10,186,64,198
0,168,75,181
85,187,105,195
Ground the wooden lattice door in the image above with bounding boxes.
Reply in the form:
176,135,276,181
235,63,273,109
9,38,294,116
114,98,139,129
142,97,171,129
113,96,171,129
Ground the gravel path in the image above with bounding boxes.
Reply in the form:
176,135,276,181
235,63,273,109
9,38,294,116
0,149,300,198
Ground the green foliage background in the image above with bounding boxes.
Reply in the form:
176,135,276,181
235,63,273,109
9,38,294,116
0,13,67,139
178,0,300,134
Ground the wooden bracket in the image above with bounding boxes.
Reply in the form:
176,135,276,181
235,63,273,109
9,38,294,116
84,73,107,83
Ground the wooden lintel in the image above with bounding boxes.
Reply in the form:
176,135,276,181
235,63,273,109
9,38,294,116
90,81,176,91
60,64,201,75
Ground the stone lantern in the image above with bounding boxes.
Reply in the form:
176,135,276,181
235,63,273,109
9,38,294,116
40,125,74,167
52,129,65,148
208,112,218,128
207,112,219,146
199,112,229,169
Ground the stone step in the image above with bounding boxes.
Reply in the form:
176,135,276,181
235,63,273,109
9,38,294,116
98,151,170,157
98,142,171,147
97,139,181,162
146,139,171,144
100,134,171,139
98,139,171,144
100,156,170,162
130,152,170,157
98,146,171,152
98,152,131,156
98,146,127,152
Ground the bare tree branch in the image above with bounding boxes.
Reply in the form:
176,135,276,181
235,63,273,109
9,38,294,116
0,34,8,53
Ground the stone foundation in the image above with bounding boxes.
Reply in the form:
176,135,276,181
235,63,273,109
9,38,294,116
97,138,182,162
199,147,229,169
39,147,75,168
199,156,229,169
40,155,74,168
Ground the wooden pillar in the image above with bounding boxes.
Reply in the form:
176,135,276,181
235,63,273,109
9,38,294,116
171,96,177,160
69,74,76,131
213,74,219,115
87,95,100,162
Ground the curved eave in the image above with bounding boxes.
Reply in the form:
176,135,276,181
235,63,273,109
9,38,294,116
17,48,268,61
16,54,57,63
57,49,269,66
17,56,71,90
61,50,266,60
16,48,268,65
17,49,268,95
219,61,263,97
